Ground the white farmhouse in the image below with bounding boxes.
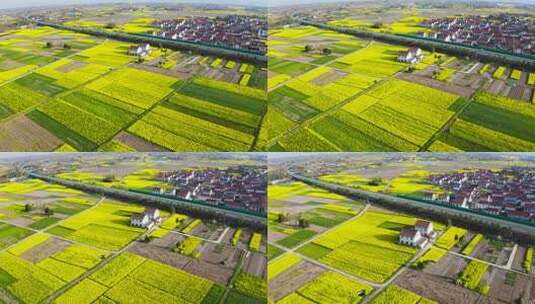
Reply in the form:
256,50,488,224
144,207,159,220
131,213,152,228
130,207,160,229
399,228,428,248
128,43,152,57
397,47,424,64
415,220,436,238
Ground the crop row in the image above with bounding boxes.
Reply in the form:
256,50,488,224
461,234,483,256
128,106,253,151
60,252,218,304
297,271,372,304
175,237,202,258
232,228,242,246
435,226,467,250
167,93,260,132
0,83,50,114
86,67,177,109
268,253,302,280
524,248,533,273
492,66,506,79
182,219,201,234
457,260,489,292
249,233,262,251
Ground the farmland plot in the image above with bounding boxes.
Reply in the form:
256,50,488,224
0,115,63,151
46,200,144,251
370,284,435,304
295,271,373,304
15,73,67,96
128,106,254,151
0,223,33,249
86,67,178,109
34,99,121,146
0,83,51,115
0,252,67,304
0,239,105,304
74,41,134,67
307,211,421,283
36,58,110,89
65,252,224,304
276,78,460,151
126,76,266,151
356,79,460,148
437,92,535,151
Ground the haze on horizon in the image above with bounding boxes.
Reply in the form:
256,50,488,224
0,0,267,10
3,0,533,10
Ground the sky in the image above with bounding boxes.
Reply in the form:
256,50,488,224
1,0,533,9
0,0,268,10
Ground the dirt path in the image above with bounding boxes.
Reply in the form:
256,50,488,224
45,214,152,303
448,250,527,276
505,244,518,270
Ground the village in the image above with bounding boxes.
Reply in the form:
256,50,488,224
154,15,267,53
426,167,535,222
420,13,535,54
156,165,267,214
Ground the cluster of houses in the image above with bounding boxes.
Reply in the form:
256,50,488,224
420,14,535,54
425,167,535,222
130,207,161,229
399,220,436,249
153,15,267,53
157,166,267,214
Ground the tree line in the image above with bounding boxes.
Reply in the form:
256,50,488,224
291,173,535,247
299,19,535,70
28,172,266,230
35,21,267,66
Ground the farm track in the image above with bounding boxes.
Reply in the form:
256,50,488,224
418,91,478,152
0,197,126,303
0,46,100,126
265,71,395,149
292,173,535,234
1,33,266,152
167,228,227,245
219,248,247,304
268,204,389,290
505,244,518,270
269,178,534,303
268,40,373,92
0,197,107,254
447,250,527,276
45,210,151,303
265,40,442,150
251,101,268,151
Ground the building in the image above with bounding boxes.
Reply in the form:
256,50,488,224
399,228,428,248
130,207,160,229
154,15,267,53
130,213,151,228
399,219,436,248
397,47,423,64
415,220,437,238
128,43,151,57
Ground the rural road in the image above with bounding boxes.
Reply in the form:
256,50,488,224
290,173,535,235
0,197,107,254
448,249,527,276
505,244,518,270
